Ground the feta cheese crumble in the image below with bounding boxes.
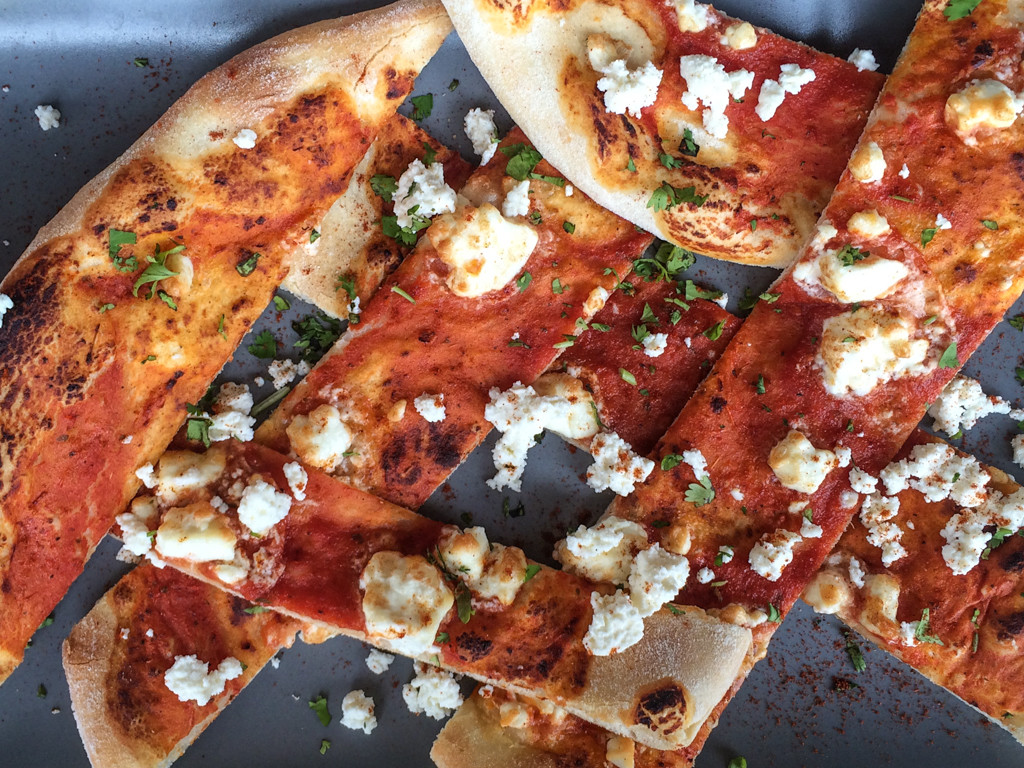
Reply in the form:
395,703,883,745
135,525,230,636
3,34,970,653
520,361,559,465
721,22,757,50
402,662,463,720
748,529,801,582
586,431,655,496
695,567,714,584
0,293,13,327
502,179,531,219
848,140,886,183
164,654,243,706
340,690,378,734
285,404,354,472
282,461,308,501
34,104,60,131
945,78,1024,142
768,430,838,494
935,213,952,230
899,163,910,178
583,590,644,655
678,55,754,138
366,648,395,674
393,159,457,229
464,108,499,164
860,494,907,566
232,128,257,149
1014,434,1024,470
207,382,256,443
755,64,816,121
627,543,690,617
556,515,648,583
928,375,1019,436
361,552,453,655
268,359,301,390
237,475,292,535
642,332,668,358
847,49,878,72
587,36,663,118
414,393,446,423
674,0,711,31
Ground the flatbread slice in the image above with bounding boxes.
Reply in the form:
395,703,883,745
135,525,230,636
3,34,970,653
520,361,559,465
441,0,883,266
0,0,450,686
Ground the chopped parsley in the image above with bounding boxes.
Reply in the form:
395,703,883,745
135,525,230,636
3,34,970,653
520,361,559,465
659,152,683,170
679,128,699,157
982,219,999,230
982,527,1015,560
944,0,984,21
767,603,782,622
921,227,937,247
563,221,576,235
320,740,331,755
703,320,726,341
39,614,55,629
633,241,695,282
247,330,277,359
971,608,981,653
243,605,270,614
516,272,532,292
37,684,46,699
528,211,542,225
108,229,137,272
684,280,723,302
98,303,115,314
185,413,212,447
309,228,320,243
756,374,766,395
292,312,344,362
647,181,707,211
524,564,542,582
236,250,262,276
382,211,430,245
738,290,780,310
422,141,437,165
370,174,398,202
448,78,460,91
133,242,183,298
308,695,331,726
625,157,637,173
133,57,148,67
390,285,416,303
551,277,566,295
837,244,868,267
684,475,715,506
661,454,683,471
714,546,734,567
500,143,544,181
157,291,177,311
591,322,611,332
619,368,637,386
727,758,747,768
843,630,867,672
410,93,433,120
938,341,960,369
1009,314,1024,331
913,608,944,645
273,295,290,312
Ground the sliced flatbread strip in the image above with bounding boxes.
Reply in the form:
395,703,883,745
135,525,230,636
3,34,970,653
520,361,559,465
282,114,472,317
442,0,883,266
113,440,751,752
256,130,652,509
0,0,450,686
63,564,301,768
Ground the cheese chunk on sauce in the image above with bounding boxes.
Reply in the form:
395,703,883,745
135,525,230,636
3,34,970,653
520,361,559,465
155,501,237,563
286,404,353,472
721,22,757,50
818,252,909,303
848,140,886,183
946,78,1024,142
429,204,538,297
768,430,838,494
532,372,600,441
846,210,890,239
360,551,454,656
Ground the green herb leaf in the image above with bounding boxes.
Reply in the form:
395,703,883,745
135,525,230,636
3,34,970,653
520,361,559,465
39,615,55,629
679,128,699,157
626,157,637,172
837,244,869,267
514,272,532,293
186,416,212,447
528,211,542,225
422,141,438,166
844,630,867,672
308,695,331,726
684,280,723,302
634,241,696,282
253,388,289,416
727,755,747,768
982,219,999,230
247,330,277,359
703,320,726,341
524,564,542,582
320,739,331,755
391,285,416,303
620,368,637,386
292,312,344,362
410,93,433,120
141,355,156,364
684,475,715,506
661,454,683,471
133,57,148,67
647,181,707,211
309,228,320,243
37,684,46,699
914,608,944,645
236,251,262,277
551,277,566,295
1009,314,1024,331
448,78,460,91
435,632,450,643
157,290,177,311
456,583,474,624
982,527,1015,560
133,243,183,298
501,143,544,181
108,229,136,260
944,0,984,21
890,194,914,203
381,213,429,245
370,174,399,202
921,227,937,247
98,303,115,314
563,221,575,235
244,605,269,614
767,604,781,622
659,152,683,170
756,374,766,395
938,341,960,369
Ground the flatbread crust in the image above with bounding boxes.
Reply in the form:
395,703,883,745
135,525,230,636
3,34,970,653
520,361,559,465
442,0,883,266
63,565,300,768
0,0,450,685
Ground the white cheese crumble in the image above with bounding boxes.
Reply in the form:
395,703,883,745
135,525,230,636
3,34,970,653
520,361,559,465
414,393,446,423
154,449,227,506
696,567,714,584
340,690,378,734
360,552,453,656
393,159,457,229
116,505,155,557
674,0,711,31
0,293,13,327
502,179,531,219
945,78,1024,142
928,375,1020,436
237,475,291,535
847,210,891,240
232,128,257,149
817,309,930,397
730,488,745,501
463,108,499,164
586,431,655,496
583,591,644,655
679,55,754,138
755,63,816,121
721,22,757,50
1014,434,1024,469
799,516,823,539
556,516,649,583
848,556,866,588
531,373,601,441
34,104,60,131
935,213,953,230
268,359,301,390
285,404,353,472
402,662,463,720
606,736,636,768
136,463,157,489
681,449,709,480
812,249,909,303
627,543,690,617
565,185,574,196
207,382,256,443
366,648,395,674
899,163,910,178
768,430,838,494
429,204,538,297
282,461,308,501
717,545,734,564
848,140,886,183
880,442,991,508
847,49,878,72
164,654,243,706
748,529,801,582
586,36,663,118
859,494,906,566
849,467,878,495
642,332,668,358
835,445,852,469
156,503,237,563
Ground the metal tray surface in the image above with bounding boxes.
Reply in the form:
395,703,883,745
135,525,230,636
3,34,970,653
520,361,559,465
2,1,1024,766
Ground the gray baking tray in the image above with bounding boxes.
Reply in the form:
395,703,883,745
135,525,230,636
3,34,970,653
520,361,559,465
2,0,1024,765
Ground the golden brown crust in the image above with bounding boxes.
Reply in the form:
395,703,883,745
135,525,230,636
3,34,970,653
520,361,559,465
0,0,450,686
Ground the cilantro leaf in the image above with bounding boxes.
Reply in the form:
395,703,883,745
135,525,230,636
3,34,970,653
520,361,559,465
982,219,999,230
236,251,262,276
381,213,429,246
647,181,707,211
703,320,726,341
1009,314,1024,331
292,313,344,362
938,341,960,369
500,143,544,181
186,415,212,447
844,630,867,672
626,157,636,173
679,128,699,157
684,279,723,302
456,582,474,624
921,227,937,247
837,244,868,266
243,605,269,615
563,221,575,235
516,272,532,292
320,740,331,755
634,241,696,282
684,475,715,506
659,152,683,170
132,242,183,298
661,453,683,471
551,278,566,295
370,174,398,202
756,374,766,395
619,368,637,386
247,330,277,359
913,608,944,645
944,0,983,21
108,229,136,260
422,141,437,165
308,695,331,726
133,57,148,67
524,564,542,582
273,295,290,312
982,527,1015,559
309,228,320,243
767,604,782,622
410,93,433,120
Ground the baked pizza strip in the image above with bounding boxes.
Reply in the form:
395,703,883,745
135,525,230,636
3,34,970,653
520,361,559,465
110,440,752,753
558,0,1024,757
63,564,302,768
442,0,884,266
281,114,473,318
0,0,451,686
256,129,653,510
